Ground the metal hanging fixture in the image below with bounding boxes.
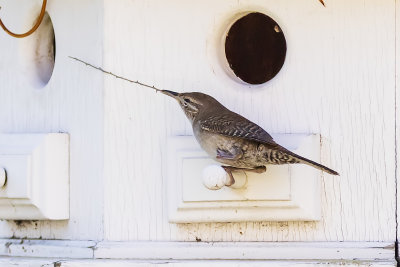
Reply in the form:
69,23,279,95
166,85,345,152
0,0,47,38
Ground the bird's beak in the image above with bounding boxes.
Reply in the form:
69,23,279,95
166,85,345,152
160,90,179,100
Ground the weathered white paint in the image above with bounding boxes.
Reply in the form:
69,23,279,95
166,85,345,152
0,0,104,239
94,241,395,261
0,239,395,262
0,133,69,220
103,0,396,242
0,0,397,265
0,239,95,259
168,134,321,223
0,259,395,267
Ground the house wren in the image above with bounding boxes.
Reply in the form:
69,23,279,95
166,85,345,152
161,90,338,184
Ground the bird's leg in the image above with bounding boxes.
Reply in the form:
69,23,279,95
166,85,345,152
224,166,266,173
221,166,236,186
247,166,267,173
221,166,267,186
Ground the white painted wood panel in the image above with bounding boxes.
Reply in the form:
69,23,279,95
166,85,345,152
0,259,395,267
0,0,104,239
0,0,396,256
167,135,321,223
0,133,69,220
94,241,395,261
0,239,395,263
103,0,396,242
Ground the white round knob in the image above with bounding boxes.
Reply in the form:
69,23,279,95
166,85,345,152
202,165,248,190
202,165,229,190
0,168,6,188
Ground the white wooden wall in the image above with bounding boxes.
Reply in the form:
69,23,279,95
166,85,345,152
0,0,398,265
0,0,105,240
103,0,396,242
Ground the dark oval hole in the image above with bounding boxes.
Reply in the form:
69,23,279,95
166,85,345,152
225,12,287,85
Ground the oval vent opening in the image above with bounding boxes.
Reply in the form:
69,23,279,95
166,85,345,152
20,11,55,89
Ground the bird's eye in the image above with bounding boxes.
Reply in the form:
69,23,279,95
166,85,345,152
182,98,192,107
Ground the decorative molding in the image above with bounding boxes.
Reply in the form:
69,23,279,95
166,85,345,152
167,134,322,223
0,133,69,220
0,239,95,259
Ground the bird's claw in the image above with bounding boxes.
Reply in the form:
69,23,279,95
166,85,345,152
221,165,267,186
251,166,266,173
221,166,235,186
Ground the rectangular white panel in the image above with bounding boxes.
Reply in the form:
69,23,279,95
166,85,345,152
0,133,69,220
0,155,31,199
182,158,291,202
167,134,322,223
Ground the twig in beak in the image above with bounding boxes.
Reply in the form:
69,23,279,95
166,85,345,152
69,56,162,93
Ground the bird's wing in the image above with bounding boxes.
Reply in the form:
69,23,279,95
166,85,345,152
199,112,279,148
216,148,243,160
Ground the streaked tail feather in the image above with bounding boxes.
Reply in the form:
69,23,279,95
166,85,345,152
285,150,339,175
299,157,339,175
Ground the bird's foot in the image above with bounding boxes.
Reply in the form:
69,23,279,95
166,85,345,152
248,166,267,174
221,166,236,186
221,166,266,186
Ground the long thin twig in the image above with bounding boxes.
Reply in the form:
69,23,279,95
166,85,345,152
69,56,162,92
319,0,325,6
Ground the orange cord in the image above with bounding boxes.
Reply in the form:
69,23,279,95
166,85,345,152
0,0,47,38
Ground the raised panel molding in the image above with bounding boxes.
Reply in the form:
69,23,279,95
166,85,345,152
0,133,69,220
167,134,323,223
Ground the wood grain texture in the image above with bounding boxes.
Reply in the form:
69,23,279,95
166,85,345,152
93,241,395,261
103,0,396,242
0,239,395,263
0,0,396,248
0,0,104,239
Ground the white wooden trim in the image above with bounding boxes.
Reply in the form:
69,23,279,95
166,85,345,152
0,239,95,259
0,259,395,267
0,239,394,261
94,241,394,261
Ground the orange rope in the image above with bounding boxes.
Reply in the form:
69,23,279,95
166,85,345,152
0,0,47,38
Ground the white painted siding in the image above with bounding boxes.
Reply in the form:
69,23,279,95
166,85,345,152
103,0,396,242
0,0,104,240
0,0,397,265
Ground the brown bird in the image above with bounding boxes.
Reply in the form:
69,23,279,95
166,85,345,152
161,90,338,184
